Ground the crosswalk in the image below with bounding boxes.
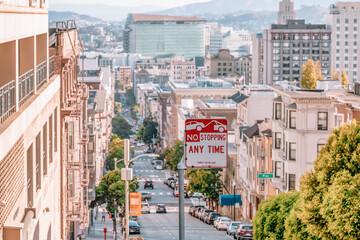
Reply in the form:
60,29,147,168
138,178,165,182
134,169,163,173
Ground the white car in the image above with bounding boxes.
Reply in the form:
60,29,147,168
215,217,231,230
136,143,141,147
141,203,150,214
185,121,205,131
140,142,145,146
155,164,163,170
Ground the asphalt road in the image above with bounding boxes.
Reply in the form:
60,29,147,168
129,149,232,240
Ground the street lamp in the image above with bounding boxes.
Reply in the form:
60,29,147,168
114,158,123,170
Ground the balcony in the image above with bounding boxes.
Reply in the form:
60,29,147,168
0,80,16,124
36,61,47,90
19,69,34,106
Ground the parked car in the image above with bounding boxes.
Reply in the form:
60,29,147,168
234,223,253,240
141,203,150,214
200,209,214,222
205,212,221,224
156,204,167,213
194,206,205,218
216,217,231,230
129,220,140,234
170,180,176,189
145,148,152,153
140,192,152,201
226,221,241,236
164,177,174,186
188,206,195,215
190,205,205,217
136,143,141,147
144,180,154,189
196,208,206,219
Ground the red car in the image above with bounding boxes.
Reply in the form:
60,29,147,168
234,223,253,240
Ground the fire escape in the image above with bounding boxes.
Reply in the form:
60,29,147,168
56,20,90,230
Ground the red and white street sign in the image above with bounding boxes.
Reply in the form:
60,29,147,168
185,119,228,168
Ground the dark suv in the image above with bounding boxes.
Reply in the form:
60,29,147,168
144,180,154,189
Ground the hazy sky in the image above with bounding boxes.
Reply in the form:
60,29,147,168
51,0,212,8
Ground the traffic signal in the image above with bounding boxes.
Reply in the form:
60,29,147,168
109,214,112,218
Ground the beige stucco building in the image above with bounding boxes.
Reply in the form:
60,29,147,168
210,49,237,78
0,1,62,239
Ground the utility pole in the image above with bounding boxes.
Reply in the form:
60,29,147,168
124,139,130,240
178,156,186,240
233,181,236,221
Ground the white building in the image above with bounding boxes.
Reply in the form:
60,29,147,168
170,57,196,82
326,2,360,84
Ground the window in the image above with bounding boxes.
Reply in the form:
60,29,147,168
223,63,227,66
217,68,221,71
273,49,280,54
345,19,349,24
68,122,74,149
275,133,281,149
36,133,41,191
293,62,300,68
273,62,280,68
318,112,328,130
289,174,296,191
273,56,280,61
289,143,296,160
43,123,47,176
275,161,281,178
223,68,227,71
273,42,280,47
275,103,282,120
27,144,33,206
317,144,325,153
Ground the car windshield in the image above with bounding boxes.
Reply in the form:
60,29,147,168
232,223,239,228
221,219,231,222
242,226,253,230
158,204,165,207
129,221,138,227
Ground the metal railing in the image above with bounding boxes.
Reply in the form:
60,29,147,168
19,69,34,106
0,80,16,123
36,61,47,89
49,56,55,78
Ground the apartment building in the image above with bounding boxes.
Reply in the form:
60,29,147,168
133,68,169,94
326,2,360,84
258,20,331,84
252,33,265,84
210,49,237,78
231,87,275,220
156,86,171,150
270,86,335,193
277,0,296,24
170,57,196,82
236,55,252,85
50,22,92,239
116,66,132,87
124,13,206,65
0,1,61,239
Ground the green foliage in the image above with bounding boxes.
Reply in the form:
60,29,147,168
186,169,222,204
300,59,317,89
114,102,122,115
341,70,349,87
105,135,124,171
298,121,360,239
112,116,132,139
331,67,339,81
163,140,184,171
137,115,158,147
315,60,323,81
90,169,139,215
125,88,136,107
252,192,300,240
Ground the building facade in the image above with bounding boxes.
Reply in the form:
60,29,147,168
326,2,360,84
254,20,331,84
170,57,196,82
236,55,252,85
210,49,237,78
0,1,62,239
277,0,296,24
124,14,206,64
116,66,132,87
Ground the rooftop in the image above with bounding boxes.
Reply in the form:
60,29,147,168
271,19,328,30
200,99,237,109
270,85,329,99
326,89,360,110
130,13,205,23
170,77,234,89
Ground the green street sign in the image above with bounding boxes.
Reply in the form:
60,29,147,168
258,173,274,179
151,138,157,142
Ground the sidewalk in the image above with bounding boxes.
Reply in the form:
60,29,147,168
85,207,122,240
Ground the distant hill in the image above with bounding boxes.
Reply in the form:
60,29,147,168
50,4,165,22
49,11,102,23
149,0,334,17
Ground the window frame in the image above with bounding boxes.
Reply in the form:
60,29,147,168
318,112,328,130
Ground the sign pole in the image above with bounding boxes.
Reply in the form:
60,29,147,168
178,156,185,240
124,139,130,240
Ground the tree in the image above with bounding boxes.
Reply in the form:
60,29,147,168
105,135,125,171
125,88,136,107
90,169,139,232
297,121,360,239
163,140,184,171
114,102,122,115
331,67,339,80
252,192,300,240
186,169,222,209
341,70,349,88
315,60,324,81
300,59,317,89
112,116,132,139
137,115,158,148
